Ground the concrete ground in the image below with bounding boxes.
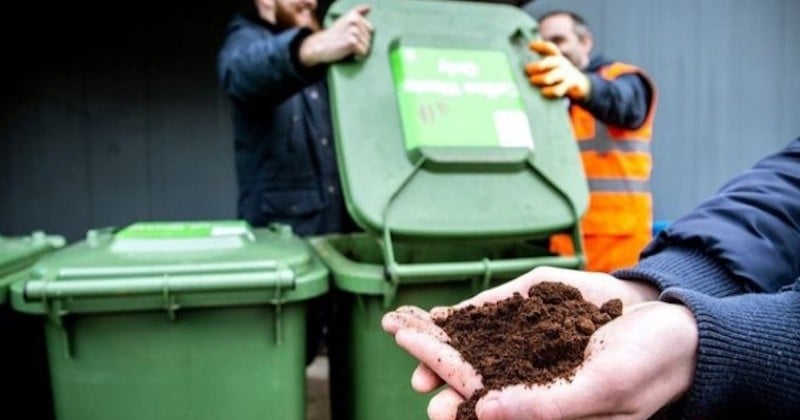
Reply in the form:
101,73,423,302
306,355,331,420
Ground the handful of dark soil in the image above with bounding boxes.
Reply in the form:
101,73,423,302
434,281,623,420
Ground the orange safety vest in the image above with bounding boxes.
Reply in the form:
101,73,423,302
551,62,658,272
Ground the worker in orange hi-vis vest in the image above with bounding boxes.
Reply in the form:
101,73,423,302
524,10,658,273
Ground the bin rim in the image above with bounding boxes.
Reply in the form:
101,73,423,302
309,232,581,307
8,223,328,315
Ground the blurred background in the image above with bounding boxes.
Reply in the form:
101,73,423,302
2,0,799,242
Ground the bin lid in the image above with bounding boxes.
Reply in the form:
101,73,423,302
0,231,65,303
9,221,327,314
326,0,588,241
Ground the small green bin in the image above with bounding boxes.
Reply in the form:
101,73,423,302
10,221,327,420
316,1,590,419
1,231,65,420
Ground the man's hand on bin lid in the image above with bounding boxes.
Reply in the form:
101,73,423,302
298,4,373,67
525,40,591,101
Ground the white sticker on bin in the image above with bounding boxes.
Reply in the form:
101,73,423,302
493,109,534,150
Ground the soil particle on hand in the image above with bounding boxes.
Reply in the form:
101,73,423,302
434,281,623,420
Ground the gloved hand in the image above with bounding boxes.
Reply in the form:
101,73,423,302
525,40,591,101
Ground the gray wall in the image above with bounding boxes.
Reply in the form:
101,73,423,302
1,2,239,242
526,0,800,222
2,0,799,242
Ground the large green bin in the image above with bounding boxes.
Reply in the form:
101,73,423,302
314,1,590,419
10,221,327,420
1,231,65,420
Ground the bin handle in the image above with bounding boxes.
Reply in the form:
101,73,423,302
380,156,586,307
53,260,282,279
386,254,581,282
24,269,295,300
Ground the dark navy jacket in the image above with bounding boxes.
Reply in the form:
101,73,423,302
217,13,357,236
616,138,800,418
581,54,653,129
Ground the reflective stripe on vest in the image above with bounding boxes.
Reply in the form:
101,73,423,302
570,62,657,194
577,137,650,154
588,178,650,193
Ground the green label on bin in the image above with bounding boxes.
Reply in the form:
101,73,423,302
116,221,251,239
390,46,534,151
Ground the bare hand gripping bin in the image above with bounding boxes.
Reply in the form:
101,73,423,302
309,1,588,419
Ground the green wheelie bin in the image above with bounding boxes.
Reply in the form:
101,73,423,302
9,221,327,420
310,1,590,419
1,231,65,420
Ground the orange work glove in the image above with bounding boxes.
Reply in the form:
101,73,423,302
525,40,591,101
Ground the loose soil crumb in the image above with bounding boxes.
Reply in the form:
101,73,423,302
434,282,623,420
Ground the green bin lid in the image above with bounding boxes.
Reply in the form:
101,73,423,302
0,231,65,303
326,0,588,241
9,221,327,314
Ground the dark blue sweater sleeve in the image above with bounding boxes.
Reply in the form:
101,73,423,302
614,138,800,418
659,284,800,419
580,72,652,129
217,18,323,104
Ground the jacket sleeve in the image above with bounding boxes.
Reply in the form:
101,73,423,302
580,72,652,129
614,138,800,418
620,137,800,294
217,19,325,104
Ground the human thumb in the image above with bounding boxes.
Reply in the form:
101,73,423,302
475,397,504,420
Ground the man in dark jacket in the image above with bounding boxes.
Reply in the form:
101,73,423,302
383,138,800,419
217,0,372,236
217,0,373,364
